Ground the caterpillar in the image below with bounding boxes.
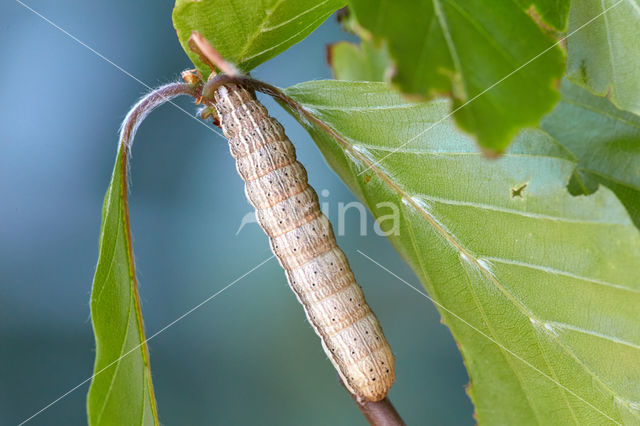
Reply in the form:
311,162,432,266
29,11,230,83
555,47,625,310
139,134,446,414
211,81,395,402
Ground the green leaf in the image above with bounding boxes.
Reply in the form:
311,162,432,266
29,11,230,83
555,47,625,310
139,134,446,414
514,0,571,31
566,0,640,116
346,0,565,154
328,40,391,82
172,0,345,77
280,80,640,424
542,78,640,230
87,146,158,426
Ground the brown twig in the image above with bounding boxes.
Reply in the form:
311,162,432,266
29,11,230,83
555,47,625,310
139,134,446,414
339,377,405,426
120,82,199,151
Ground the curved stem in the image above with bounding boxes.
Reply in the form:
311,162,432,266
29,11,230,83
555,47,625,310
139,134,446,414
202,74,295,107
120,82,199,153
201,75,351,153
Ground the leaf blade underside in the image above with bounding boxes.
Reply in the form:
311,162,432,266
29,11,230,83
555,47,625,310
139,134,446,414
282,80,640,425
542,78,640,230
566,0,640,116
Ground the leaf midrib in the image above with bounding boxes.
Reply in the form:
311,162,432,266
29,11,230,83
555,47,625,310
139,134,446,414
561,98,640,130
237,0,287,61
580,167,640,192
416,192,627,226
241,12,330,63
237,0,333,65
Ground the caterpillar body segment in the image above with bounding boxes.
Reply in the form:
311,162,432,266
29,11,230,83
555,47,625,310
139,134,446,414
213,83,395,402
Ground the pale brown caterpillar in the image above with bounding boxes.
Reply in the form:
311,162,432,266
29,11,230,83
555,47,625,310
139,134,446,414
212,82,395,402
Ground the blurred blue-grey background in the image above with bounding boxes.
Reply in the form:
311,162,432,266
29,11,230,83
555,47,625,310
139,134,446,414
0,1,473,424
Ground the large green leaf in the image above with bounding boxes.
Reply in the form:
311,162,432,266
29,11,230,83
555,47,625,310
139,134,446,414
173,0,345,77
542,79,640,229
88,146,158,425
328,40,391,82
279,80,640,424
346,0,565,154
566,0,640,116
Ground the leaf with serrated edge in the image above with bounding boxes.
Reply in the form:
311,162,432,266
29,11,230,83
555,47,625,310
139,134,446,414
346,0,565,154
87,146,158,426
542,78,640,230
173,0,345,77
567,0,640,116
280,80,640,424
